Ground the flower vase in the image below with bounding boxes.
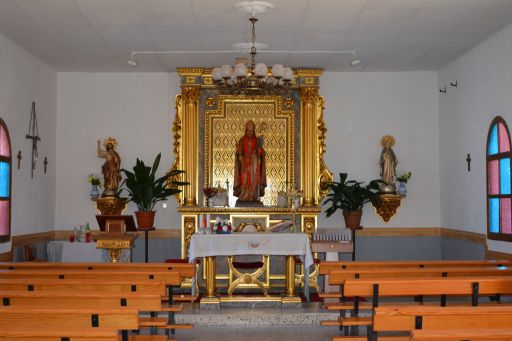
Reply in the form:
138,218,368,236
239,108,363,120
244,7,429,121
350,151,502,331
398,182,407,197
90,185,100,201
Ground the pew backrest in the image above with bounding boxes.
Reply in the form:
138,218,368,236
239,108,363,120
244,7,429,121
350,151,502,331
374,306,512,332
0,262,196,278
344,277,512,298
0,269,181,286
329,267,512,285
0,279,167,295
0,307,140,330
411,328,512,341
0,291,162,310
319,259,511,275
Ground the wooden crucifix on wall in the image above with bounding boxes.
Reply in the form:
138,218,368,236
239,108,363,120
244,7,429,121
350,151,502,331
16,151,22,170
25,101,41,178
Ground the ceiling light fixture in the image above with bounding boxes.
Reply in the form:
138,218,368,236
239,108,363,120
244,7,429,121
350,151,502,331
127,1,361,72
350,58,361,67
211,10,293,95
128,53,137,67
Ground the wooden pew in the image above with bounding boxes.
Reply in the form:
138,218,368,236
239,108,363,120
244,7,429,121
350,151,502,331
0,275,190,337
319,259,510,275
0,291,162,310
0,307,141,341
0,329,119,340
323,267,512,309
0,279,167,295
411,328,512,341
0,262,196,278
0,262,198,302
0,289,183,340
322,277,512,333
0,269,181,283
320,266,512,302
374,306,512,341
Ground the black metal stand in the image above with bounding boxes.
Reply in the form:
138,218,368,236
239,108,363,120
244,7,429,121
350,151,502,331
352,228,356,261
138,227,155,263
351,227,361,261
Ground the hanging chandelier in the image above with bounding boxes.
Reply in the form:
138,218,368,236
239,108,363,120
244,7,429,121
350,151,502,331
211,15,293,95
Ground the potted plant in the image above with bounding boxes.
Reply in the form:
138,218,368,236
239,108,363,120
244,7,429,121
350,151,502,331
121,153,188,228
396,172,412,197
323,173,381,229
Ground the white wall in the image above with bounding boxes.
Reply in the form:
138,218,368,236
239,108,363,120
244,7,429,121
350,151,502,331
56,73,181,229
56,71,440,231
439,21,512,253
0,33,57,253
320,72,440,228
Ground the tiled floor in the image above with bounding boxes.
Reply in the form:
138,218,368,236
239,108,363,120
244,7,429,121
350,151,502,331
176,325,339,341
176,302,339,326
167,302,342,340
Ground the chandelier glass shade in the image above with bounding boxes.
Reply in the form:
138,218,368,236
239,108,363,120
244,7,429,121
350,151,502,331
211,16,293,95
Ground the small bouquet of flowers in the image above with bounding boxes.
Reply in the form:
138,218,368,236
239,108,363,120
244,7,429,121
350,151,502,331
87,174,103,188
396,172,412,183
203,186,219,207
203,186,218,198
212,217,232,234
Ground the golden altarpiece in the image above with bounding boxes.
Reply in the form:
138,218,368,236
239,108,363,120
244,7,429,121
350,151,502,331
171,67,332,291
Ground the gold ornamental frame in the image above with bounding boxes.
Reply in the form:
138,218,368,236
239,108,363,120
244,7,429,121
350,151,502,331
172,67,333,261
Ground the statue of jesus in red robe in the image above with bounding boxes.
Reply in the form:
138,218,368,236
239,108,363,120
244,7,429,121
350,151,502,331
233,120,266,206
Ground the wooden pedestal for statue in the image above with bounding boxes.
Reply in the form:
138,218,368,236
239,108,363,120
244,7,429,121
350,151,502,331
95,233,138,263
96,196,127,215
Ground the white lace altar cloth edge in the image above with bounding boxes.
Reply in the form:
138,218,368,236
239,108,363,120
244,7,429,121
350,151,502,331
188,233,314,269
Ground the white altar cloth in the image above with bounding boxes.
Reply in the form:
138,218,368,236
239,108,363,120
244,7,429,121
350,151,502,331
189,232,313,299
188,232,314,269
47,241,103,263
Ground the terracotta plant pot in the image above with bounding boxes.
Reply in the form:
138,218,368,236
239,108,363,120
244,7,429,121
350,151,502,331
135,211,156,229
343,210,362,230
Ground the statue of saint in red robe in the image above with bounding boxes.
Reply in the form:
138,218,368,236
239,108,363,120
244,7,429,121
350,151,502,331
233,120,266,206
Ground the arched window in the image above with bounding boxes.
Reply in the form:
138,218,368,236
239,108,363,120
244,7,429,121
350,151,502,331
487,116,512,241
0,119,11,243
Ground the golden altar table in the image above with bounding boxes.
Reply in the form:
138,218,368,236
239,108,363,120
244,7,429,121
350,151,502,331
189,232,313,307
178,207,320,291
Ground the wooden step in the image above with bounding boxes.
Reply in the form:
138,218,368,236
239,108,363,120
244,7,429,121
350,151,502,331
163,294,198,302
125,336,171,341
321,317,372,326
163,324,194,330
139,317,168,327
161,303,183,312
333,337,409,341
341,317,372,326
325,301,441,311
325,303,372,310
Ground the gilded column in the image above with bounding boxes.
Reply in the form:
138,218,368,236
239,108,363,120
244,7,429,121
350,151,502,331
181,85,200,206
205,256,217,298
300,87,320,206
285,255,295,297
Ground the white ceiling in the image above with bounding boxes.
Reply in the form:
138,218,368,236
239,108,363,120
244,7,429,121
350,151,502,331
1,0,512,72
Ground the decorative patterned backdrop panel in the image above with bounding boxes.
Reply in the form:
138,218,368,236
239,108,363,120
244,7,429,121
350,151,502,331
205,97,294,206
